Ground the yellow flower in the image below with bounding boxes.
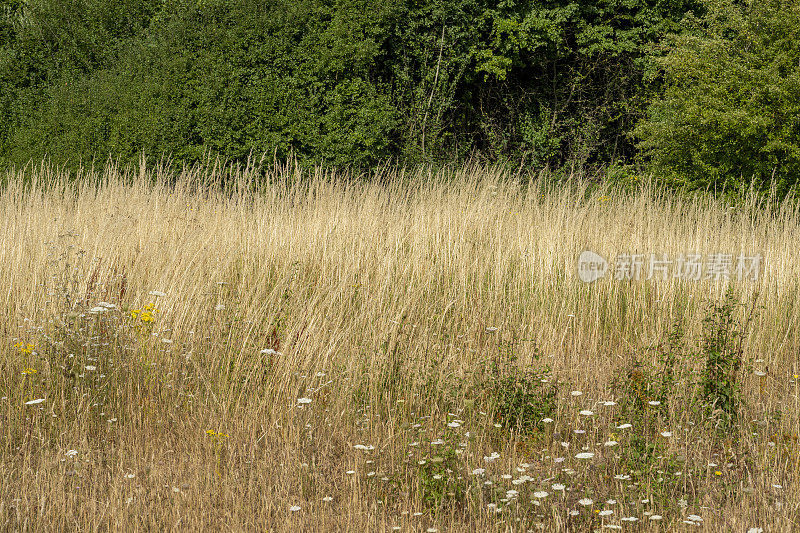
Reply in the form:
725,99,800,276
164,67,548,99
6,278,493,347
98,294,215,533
22,367,37,375
714,471,722,476
206,430,229,440
14,342,34,354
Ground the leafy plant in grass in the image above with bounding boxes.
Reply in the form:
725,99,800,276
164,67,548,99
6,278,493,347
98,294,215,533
615,318,687,427
37,250,129,424
696,286,757,429
416,440,466,512
38,242,188,435
618,286,758,432
483,336,557,437
613,356,666,443
42,303,134,440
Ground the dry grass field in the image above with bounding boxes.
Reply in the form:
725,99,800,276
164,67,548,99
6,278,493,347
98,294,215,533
1,161,798,531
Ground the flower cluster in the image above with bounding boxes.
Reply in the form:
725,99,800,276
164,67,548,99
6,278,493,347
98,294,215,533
130,303,159,324
14,342,34,355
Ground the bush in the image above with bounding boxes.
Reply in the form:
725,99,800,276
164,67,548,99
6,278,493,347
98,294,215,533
1,0,699,171
697,286,755,427
483,337,557,436
636,0,800,198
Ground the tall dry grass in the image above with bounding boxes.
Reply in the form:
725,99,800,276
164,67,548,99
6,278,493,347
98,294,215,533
0,161,798,531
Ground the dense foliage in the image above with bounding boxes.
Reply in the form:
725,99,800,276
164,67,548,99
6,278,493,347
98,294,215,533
0,0,697,168
636,0,800,197
3,0,800,195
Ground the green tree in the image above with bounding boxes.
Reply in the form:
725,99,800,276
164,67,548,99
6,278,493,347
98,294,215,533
0,0,161,165
0,0,700,171
636,0,800,197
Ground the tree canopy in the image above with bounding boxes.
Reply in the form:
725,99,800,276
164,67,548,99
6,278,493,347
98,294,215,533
3,0,799,197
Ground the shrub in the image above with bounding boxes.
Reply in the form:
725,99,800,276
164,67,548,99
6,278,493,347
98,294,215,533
483,337,557,436
636,0,800,198
697,286,756,427
1,0,699,170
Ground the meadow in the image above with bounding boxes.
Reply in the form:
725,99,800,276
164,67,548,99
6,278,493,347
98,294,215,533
0,161,798,531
